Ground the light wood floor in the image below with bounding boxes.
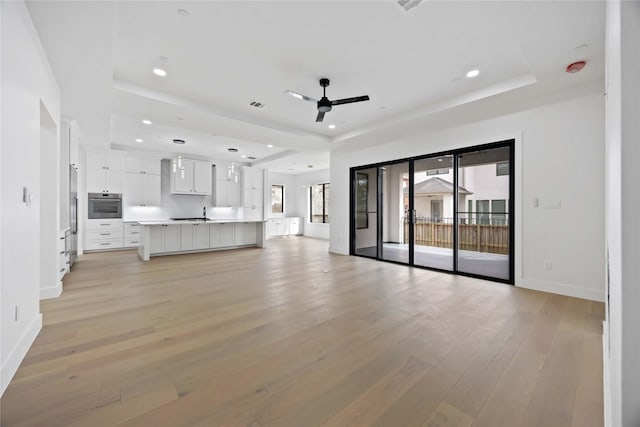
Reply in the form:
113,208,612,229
1,237,604,426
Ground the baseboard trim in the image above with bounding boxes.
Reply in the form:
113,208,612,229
1,313,42,397
516,278,605,302
40,281,62,300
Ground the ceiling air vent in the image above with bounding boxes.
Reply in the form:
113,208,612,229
397,0,423,11
249,101,266,108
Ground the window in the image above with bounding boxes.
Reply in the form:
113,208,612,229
426,168,450,176
310,183,330,223
476,200,490,224
356,173,368,229
271,185,284,214
496,161,509,176
491,199,507,225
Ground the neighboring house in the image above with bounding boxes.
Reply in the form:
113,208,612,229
401,160,510,224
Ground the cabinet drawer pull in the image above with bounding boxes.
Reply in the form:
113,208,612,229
100,243,110,246
100,223,110,226
60,268,66,273
130,231,139,235
59,251,65,255
100,233,111,236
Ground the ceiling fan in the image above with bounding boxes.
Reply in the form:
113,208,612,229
285,78,370,123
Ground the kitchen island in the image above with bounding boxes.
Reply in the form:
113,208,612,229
137,219,266,261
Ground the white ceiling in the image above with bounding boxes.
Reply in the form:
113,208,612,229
26,0,604,174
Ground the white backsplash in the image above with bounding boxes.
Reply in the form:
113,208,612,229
123,160,243,221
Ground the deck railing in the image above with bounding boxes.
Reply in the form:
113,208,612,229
402,216,509,255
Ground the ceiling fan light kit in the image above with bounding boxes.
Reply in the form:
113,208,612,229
286,78,370,122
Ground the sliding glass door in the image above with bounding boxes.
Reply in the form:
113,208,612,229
456,146,511,280
412,156,454,271
350,140,514,284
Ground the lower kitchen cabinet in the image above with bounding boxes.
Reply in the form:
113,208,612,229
150,224,180,253
235,222,257,246
267,217,302,237
209,223,235,248
180,223,209,251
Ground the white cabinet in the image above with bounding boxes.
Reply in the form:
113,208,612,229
150,225,180,254
124,222,141,247
214,163,242,207
214,180,241,207
267,217,303,237
86,151,125,193
243,167,264,190
234,222,257,246
180,223,209,251
209,223,235,248
170,158,212,195
85,219,123,250
124,173,161,207
124,155,161,175
289,217,301,235
242,167,265,220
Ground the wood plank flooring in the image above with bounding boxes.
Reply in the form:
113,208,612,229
1,237,604,426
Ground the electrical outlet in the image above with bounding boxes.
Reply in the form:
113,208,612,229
544,262,553,271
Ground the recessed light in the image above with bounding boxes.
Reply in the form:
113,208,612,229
135,138,143,143
177,8,190,17
437,158,443,162
267,144,273,148
152,68,167,77
227,148,238,152
173,139,185,145
466,69,480,78
328,124,336,129
241,154,247,158
142,119,152,125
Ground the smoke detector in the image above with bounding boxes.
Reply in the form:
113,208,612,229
566,61,586,74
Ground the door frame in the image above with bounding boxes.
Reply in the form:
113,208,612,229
349,139,515,285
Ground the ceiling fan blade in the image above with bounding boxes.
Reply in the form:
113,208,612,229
331,95,370,106
284,90,317,103
316,111,325,122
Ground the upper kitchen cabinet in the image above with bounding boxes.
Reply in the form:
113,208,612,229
214,162,242,207
124,173,161,207
243,166,264,190
242,167,266,220
86,151,125,194
170,158,212,195
124,155,161,175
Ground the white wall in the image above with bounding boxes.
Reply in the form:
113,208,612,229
331,89,605,302
604,1,640,425
295,169,330,240
1,1,60,396
266,171,297,218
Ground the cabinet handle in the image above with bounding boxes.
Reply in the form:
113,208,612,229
66,261,70,265
60,268,66,273
100,223,110,226
100,233,111,236
100,243,110,246
59,251,65,255
59,237,65,240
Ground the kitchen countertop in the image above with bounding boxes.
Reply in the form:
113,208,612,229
135,219,267,225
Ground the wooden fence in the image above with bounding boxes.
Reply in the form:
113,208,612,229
403,220,509,255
